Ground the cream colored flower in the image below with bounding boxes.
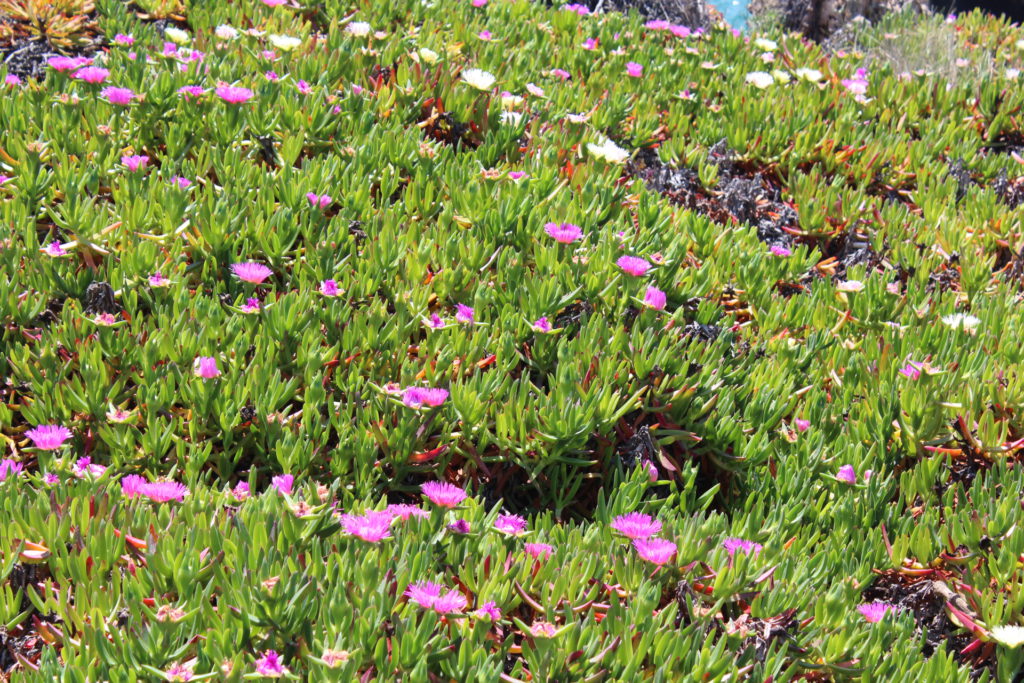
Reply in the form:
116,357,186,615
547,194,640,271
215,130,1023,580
418,48,439,64
587,138,629,164
461,68,496,91
745,71,774,89
164,27,190,44
794,68,823,82
268,34,302,51
754,38,778,51
346,21,371,37
991,625,1024,648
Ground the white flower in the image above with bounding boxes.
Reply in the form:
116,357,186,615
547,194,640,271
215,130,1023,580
1007,68,1020,80
794,68,823,82
772,69,791,84
461,68,496,91
499,111,523,126
836,280,864,293
501,93,524,108
215,25,239,40
991,625,1024,648
745,71,774,89
268,34,302,51
565,113,589,124
587,138,629,164
418,48,439,64
164,27,190,44
754,38,778,51
1017,39,1024,50
942,313,981,332
346,21,372,37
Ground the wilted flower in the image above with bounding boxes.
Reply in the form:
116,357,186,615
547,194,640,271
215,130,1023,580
461,68,496,91
121,155,149,172
524,542,553,560
633,538,676,565
215,85,254,103
272,474,294,495
857,602,895,623
421,480,467,507
215,24,238,40
544,222,582,243
899,362,922,379
837,465,857,485
794,67,823,82
73,67,109,84
494,514,527,536
448,519,471,534
837,280,864,293
642,286,666,310
193,356,220,379
94,313,118,326
722,537,762,556
25,425,72,450
231,481,251,501
610,512,662,540
0,459,23,483
101,87,135,105
254,650,287,677
402,387,448,408
617,255,651,277
625,62,643,77
231,262,272,284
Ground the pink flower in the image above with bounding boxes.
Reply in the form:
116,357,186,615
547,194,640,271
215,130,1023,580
231,262,272,284
424,313,446,329
74,457,107,478
4,74,19,87
646,19,671,29
794,418,810,432
0,459,23,482
261,50,278,60
297,80,312,94
477,30,493,41
306,192,331,208
611,512,662,540
241,297,261,314
351,84,364,95
121,474,189,502
532,316,552,333
190,354,220,378
841,75,868,97
402,387,448,408
625,62,643,78
544,222,582,243
43,241,68,257
43,473,60,485
164,663,192,681
550,68,571,80
149,272,171,288
471,0,487,6
670,24,692,38
264,71,279,82
617,255,651,277
170,176,191,189
387,503,429,520
633,538,676,565
49,56,91,72
722,537,762,556
114,33,135,46
582,38,598,50
272,474,294,495
455,304,475,324
254,650,287,677
899,362,922,380
494,514,527,536
641,458,658,482
231,481,251,501
474,601,501,620
215,85,254,104
405,581,443,608
262,0,287,5
524,542,553,560
94,313,118,326
433,589,469,614
448,519,471,534
320,279,340,296
178,85,204,99
642,286,666,310
508,171,527,180
121,155,149,172
837,465,857,485
101,87,135,105
72,66,109,84
530,621,558,637
341,511,393,542
770,244,792,257
25,425,72,450
564,3,590,14
421,480,467,507
857,601,895,623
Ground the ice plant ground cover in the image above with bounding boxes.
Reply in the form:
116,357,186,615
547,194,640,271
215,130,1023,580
5,1,1024,681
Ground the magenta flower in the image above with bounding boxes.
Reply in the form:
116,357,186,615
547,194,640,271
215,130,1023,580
471,0,487,6
508,171,527,180
215,85,254,104
49,56,91,72
551,68,571,80
405,581,443,609
532,316,552,333
193,356,220,379
161,42,178,57
626,62,643,78
433,589,469,614
564,3,590,14
43,473,60,486
100,86,135,105
646,19,671,29
231,481,251,501
633,538,676,565
858,601,896,623
899,362,922,380
642,286,666,310
474,601,501,620
387,503,429,520
0,174,11,185
43,241,68,257
341,511,393,542
114,33,135,45
448,519,471,534
402,387,449,408
770,244,792,257
494,513,527,536
582,37,598,50
231,261,272,284
297,80,312,94
0,459,23,483
423,313,446,330
170,176,191,189
544,222,583,243
241,297,261,314
254,650,287,677
794,418,810,432
837,465,857,485
319,279,340,297
722,537,763,556
610,512,662,540
74,457,107,478
351,84,364,95
641,458,658,482
272,474,294,495
264,71,279,82
617,255,651,277
72,66,109,84
121,474,189,502
178,85,204,99
25,425,72,450
121,155,149,172
306,192,331,208
455,304,475,324
524,542,553,560
477,30,493,41
1,75,15,87
262,0,287,5
422,480,467,507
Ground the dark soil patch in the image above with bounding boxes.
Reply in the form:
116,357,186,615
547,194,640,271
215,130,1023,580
0,37,94,82
544,0,713,27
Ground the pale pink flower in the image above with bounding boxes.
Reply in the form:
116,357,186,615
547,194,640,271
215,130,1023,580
402,387,448,408
642,286,666,310
550,68,571,80
494,514,527,536
524,542,553,559
530,621,558,637
262,0,287,5
424,313,446,329
387,503,429,520
351,84,364,95
149,272,171,287
254,650,287,677
25,425,72,450
261,50,277,60
646,19,671,29
611,512,662,540
231,481,251,501
633,538,676,565
617,255,651,276
215,85,254,104
101,86,135,105
858,602,896,623
321,649,350,668
272,474,294,495
2,74,16,86
564,3,589,14
264,71,279,82
837,465,857,485
164,663,193,682
193,356,220,379
422,480,466,507
477,30,493,41
641,458,658,482
625,62,643,78
899,362,922,380
94,313,118,326
544,222,582,243
319,279,340,296
231,262,272,284
43,473,60,486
